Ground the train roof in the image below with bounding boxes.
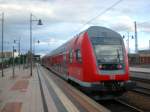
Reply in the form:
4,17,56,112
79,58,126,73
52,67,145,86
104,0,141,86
86,26,121,38
44,26,122,57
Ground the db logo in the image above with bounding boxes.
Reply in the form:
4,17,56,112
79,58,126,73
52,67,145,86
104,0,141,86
110,75,115,80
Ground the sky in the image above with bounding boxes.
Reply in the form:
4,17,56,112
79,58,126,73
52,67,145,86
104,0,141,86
0,0,150,56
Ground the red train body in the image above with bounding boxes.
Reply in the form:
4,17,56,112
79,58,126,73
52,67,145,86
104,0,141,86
42,26,134,99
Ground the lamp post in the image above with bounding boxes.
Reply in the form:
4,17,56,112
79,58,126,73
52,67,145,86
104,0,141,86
134,21,138,53
33,40,40,64
12,40,18,78
14,38,21,70
12,44,15,78
149,40,150,50
30,14,42,76
123,32,134,54
4,41,10,67
1,12,4,77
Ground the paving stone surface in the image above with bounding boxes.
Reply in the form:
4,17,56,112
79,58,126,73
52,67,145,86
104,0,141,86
0,66,44,112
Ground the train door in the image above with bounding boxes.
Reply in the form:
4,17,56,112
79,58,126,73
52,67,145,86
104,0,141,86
63,52,67,76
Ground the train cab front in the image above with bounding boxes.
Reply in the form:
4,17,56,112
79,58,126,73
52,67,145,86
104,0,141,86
88,35,136,98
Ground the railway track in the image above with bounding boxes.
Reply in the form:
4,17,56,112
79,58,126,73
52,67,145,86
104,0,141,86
131,76,150,84
69,75,148,112
99,99,143,112
131,75,150,96
132,87,150,96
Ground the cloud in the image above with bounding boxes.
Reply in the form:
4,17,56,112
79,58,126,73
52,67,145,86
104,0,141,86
0,0,150,55
110,15,135,32
138,22,150,32
36,37,65,46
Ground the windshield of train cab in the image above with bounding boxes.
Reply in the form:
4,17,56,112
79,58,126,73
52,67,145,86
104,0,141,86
91,37,124,64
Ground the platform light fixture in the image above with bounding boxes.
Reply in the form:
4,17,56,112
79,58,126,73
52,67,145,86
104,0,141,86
122,32,134,54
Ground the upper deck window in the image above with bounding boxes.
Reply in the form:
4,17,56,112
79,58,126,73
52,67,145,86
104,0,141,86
91,37,122,45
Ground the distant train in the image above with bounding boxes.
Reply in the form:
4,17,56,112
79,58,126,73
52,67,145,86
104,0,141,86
42,26,135,99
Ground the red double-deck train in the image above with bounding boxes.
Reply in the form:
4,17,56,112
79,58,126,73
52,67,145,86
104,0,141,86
42,26,135,99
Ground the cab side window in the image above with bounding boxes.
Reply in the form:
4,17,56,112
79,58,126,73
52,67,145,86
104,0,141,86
63,52,66,63
76,49,82,63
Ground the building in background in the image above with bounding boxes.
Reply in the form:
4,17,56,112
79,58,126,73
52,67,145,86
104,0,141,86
0,51,19,63
128,49,150,65
0,52,12,63
138,50,150,64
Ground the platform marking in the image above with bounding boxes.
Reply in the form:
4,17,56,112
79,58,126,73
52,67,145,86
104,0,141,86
42,66,110,112
1,102,22,112
37,67,49,112
43,68,80,112
11,80,29,92
37,66,58,112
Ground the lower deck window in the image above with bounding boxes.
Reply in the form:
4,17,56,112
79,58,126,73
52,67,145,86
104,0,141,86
76,49,82,63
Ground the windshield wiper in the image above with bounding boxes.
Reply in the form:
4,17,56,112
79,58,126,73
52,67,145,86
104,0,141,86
117,49,120,62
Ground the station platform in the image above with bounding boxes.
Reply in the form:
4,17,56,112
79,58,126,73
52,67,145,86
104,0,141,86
130,67,150,73
0,65,110,112
130,67,150,80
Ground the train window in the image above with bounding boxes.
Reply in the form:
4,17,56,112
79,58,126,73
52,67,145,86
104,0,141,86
63,54,66,62
94,44,124,63
91,37,122,45
69,49,73,63
76,49,82,63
